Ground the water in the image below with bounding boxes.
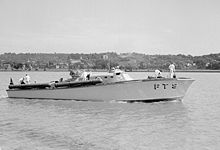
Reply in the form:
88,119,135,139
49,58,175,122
0,71,220,150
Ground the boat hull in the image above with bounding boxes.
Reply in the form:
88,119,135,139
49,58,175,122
6,78,194,102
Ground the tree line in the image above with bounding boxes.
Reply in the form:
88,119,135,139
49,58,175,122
0,52,220,71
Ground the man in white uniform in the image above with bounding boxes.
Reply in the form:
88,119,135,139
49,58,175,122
24,74,30,84
155,69,162,78
169,63,175,78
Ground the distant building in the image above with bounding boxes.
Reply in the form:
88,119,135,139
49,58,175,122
22,64,26,70
205,63,210,67
69,59,81,64
3,63,12,70
57,63,68,69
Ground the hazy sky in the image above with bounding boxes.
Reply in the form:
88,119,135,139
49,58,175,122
0,0,220,55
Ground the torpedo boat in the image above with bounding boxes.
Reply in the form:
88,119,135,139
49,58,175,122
6,69,194,102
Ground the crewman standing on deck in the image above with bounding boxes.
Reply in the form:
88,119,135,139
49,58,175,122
24,74,30,84
169,63,175,78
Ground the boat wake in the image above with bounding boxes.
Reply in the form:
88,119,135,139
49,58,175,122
110,100,128,104
0,95,7,98
113,98,182,104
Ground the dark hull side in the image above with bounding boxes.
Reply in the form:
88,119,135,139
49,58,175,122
8,79,102,90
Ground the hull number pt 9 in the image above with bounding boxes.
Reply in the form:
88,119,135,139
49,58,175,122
154,83,177,90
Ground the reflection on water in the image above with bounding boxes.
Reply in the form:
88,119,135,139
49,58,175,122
1,72,220,149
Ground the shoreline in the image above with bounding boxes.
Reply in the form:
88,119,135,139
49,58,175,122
1,69,220,73
129,69,220,73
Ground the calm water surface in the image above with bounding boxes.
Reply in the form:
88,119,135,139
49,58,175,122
0,71,220,150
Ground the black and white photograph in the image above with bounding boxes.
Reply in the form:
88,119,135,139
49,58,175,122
0,0,220,149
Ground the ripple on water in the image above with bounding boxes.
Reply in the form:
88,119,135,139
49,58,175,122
1,72,220,149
